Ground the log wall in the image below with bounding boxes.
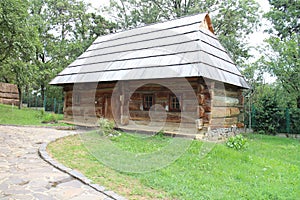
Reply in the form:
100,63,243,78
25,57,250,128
63,82,117,123
126,77,199,124
210,82,244,129
62,77,245,130
0,83,19,106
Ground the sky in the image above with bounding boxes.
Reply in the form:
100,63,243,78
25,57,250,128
86,0,275,83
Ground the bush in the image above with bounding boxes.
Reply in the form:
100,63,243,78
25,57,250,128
253,95,282,135
226,134,248,150
41,112,59,123
98,118,118,136
257,130,265,135
290,108,300,134
155,130,165,137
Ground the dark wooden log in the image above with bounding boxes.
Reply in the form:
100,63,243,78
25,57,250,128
198,106,205,118
198,94,205,105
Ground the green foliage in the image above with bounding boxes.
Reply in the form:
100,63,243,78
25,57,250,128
0,0,38,63
245,84,300,134
27,0,116,102
226,134,248,150
213,0,261,65
0,0,40,108
41,112,61,123
155,129,165,137
262,1,300,108
0,0,116,106
265,34,300,108
98,118,117,136
290,108,300,134
257,130,266,135
264,0,299,39
253,93,282,135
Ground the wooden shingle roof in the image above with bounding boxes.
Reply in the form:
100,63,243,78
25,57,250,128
50,13,249,88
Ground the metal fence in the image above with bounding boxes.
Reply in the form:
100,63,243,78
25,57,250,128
22,94,64,114
246,107,300,134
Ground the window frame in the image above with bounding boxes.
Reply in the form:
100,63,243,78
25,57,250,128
169,94,181,112
143,94,154,111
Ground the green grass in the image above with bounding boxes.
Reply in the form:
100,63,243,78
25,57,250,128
48,132,300,199
0,103,67,126
109,132,171,153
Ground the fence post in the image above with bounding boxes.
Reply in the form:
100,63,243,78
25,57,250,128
285,108,290,134
58,102,61,114
251,105,256,129
35,96,38,109
54,98,57,113
43,96,47,111
28,94,31,107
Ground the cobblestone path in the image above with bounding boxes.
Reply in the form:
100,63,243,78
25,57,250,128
0,125,109,200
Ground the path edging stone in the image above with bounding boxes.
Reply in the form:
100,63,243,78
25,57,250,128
38,133,126,200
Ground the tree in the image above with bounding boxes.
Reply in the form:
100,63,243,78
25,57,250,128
1,0,116,108
28,0,116,102
264,0,299,39
0,0,39,109
0,0,32,62
263,35,300,108
104,0,261,65
263,0,300,108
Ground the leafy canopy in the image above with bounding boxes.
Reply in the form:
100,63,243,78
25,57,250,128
262,0,300,108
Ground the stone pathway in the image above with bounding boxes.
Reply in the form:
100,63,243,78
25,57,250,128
0,125,112,200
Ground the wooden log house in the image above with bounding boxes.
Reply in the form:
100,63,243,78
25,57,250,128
50,13,249,134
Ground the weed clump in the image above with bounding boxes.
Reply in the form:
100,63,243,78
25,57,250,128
226,134,248,150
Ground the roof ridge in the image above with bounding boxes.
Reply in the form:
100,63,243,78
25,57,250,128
97,13,209,40
91,13,210,45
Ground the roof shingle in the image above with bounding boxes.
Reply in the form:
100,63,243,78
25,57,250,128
50,13,249,89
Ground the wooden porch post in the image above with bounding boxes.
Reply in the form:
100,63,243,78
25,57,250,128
120,81,129,125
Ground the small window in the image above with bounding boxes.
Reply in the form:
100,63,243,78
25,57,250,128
143,94,154,110
169,94,181,111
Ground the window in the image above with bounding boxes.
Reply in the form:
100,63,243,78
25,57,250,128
169,94,181,111
143,94,154,110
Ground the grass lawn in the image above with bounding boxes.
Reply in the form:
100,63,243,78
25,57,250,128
0,103,68,126
48,132,300,200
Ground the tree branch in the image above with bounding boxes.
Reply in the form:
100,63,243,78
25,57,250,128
119,0,129,28
152,0,174,19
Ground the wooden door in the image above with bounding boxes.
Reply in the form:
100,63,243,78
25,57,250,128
105,96,113,119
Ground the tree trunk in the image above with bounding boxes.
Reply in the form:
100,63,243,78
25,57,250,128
41,84,45,102
2,76,9,83
18,85,22,109
297,96,300,109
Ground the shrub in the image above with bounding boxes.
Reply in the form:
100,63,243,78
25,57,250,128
290,108,300,134
257,130,265,135
41,112,58,123
155,129,165,137
253,95,282,135
98,118,118,136
226,134,248,150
